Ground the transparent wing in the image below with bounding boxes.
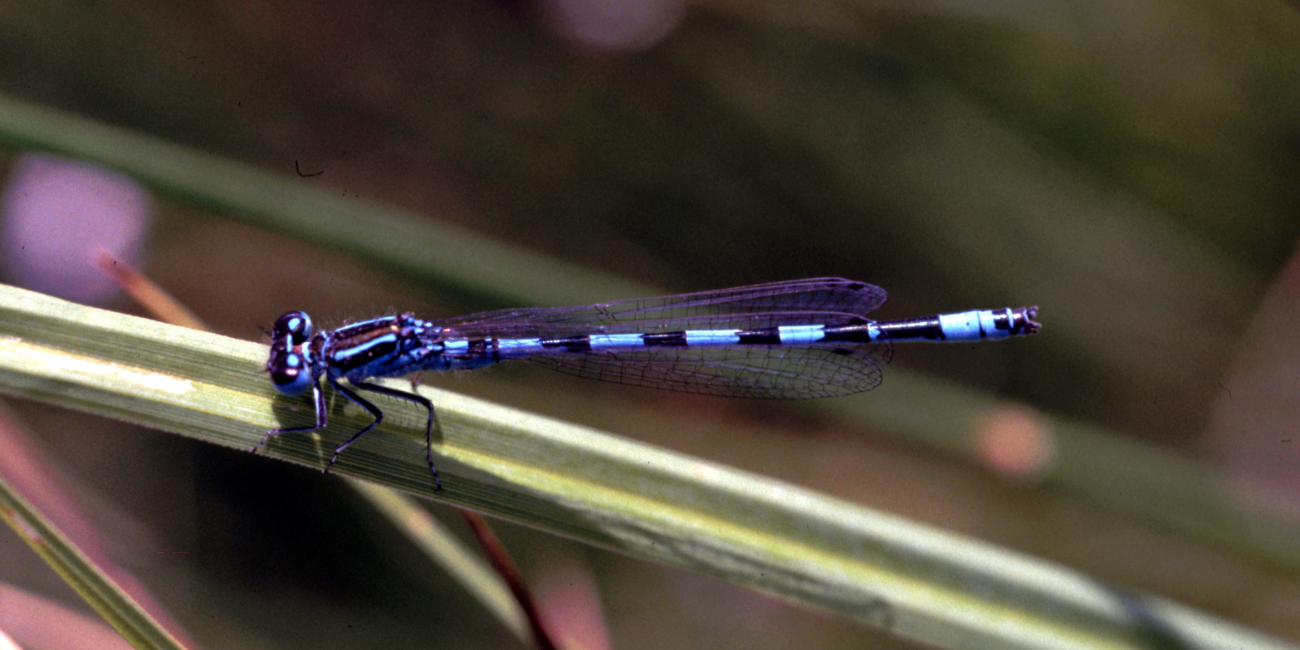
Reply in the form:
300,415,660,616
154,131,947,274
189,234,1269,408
432,278,893,398
523,343,890,399
434,278,888,337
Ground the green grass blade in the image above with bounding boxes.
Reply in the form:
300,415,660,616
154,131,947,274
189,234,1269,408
0,283,1293,650
0,472,187,650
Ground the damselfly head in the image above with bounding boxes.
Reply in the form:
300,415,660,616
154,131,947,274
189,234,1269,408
265,311,316,396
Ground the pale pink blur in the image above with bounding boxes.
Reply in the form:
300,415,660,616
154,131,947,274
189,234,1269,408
536,558,612,650
542,0,686,51
1204,243,1300,524
0,583,133,650
973,406,1057,483
2,154,151,304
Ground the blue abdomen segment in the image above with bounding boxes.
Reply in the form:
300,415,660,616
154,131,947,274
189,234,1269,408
939,309,1028,341
775,325,827,345
868,307,1041,343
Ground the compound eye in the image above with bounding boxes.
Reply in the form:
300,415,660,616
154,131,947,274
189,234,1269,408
268,351,313,396
272,311,313,344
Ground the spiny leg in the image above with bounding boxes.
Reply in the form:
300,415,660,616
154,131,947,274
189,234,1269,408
350,380,442,491
327,382,388,472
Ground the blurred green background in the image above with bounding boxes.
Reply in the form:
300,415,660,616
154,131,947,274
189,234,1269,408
1,0,1298,648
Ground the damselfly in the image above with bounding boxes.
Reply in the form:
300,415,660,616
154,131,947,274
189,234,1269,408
259,278,1040,488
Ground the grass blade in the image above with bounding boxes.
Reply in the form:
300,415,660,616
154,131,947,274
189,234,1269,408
0,472,186,650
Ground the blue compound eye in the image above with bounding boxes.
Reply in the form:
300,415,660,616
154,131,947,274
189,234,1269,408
268,350,313,396
272,311,313,345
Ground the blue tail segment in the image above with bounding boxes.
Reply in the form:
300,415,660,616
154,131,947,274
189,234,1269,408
868,307,1041,343
259,278,1041,487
